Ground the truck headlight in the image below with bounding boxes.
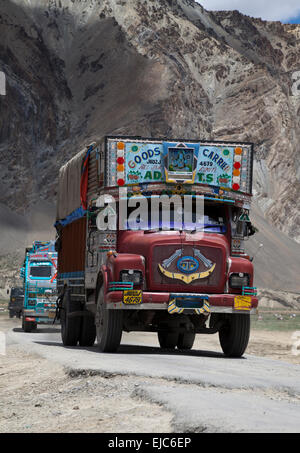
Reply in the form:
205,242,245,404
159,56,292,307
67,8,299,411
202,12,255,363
229,273,250,288
120,270,143,285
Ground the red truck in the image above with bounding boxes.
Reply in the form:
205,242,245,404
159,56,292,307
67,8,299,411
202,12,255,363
55,137,258,357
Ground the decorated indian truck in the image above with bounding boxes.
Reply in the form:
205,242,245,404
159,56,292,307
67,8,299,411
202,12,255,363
20,241,58,332
55,136,258,357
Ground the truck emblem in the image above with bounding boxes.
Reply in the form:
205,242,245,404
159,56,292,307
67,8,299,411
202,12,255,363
177,256,199,273
158,249,216,284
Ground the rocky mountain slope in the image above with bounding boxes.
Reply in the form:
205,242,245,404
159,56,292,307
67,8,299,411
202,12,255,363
0,0,300,292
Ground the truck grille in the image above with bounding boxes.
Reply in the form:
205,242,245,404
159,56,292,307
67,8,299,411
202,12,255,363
150,244,224,292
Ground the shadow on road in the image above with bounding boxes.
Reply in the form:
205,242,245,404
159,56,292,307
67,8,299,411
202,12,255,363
9,325,245,359
13,327,61,334
32,340,234,359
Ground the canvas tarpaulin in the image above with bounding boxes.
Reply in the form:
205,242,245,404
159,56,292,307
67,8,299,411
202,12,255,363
56,148,87,221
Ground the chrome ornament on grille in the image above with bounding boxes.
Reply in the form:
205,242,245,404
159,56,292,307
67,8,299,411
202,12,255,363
158,249,216,284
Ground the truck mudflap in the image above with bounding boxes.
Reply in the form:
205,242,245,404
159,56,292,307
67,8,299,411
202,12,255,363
106,291,258,314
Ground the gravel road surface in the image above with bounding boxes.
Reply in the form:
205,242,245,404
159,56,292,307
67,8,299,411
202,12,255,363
1,318,300,432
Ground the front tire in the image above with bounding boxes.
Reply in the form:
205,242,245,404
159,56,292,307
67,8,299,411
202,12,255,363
157,331,179,349
219,314,250,358
95,286,123,352
61,290,81,346
177,332,195,350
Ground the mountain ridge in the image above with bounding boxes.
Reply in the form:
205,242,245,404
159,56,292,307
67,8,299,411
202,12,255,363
0,0,299,291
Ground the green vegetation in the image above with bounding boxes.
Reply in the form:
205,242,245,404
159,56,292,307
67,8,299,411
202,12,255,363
252,311,300,332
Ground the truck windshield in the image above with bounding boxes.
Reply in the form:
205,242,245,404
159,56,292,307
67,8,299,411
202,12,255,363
29,262,52,278
124,200,227,233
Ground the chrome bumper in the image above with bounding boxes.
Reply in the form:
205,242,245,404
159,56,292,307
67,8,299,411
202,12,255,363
106,302,257,314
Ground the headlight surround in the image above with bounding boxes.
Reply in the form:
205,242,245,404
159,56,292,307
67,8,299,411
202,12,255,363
229,273,250,289
120,270,143,285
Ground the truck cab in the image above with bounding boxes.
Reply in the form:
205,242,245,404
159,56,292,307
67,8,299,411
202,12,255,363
21,241,58,332
56,137,258,356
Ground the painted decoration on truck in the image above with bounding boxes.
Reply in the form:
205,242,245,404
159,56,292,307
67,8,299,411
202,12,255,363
124,142,164,185
162,142,199,184
196,146,234,188
177,256,199,273
118,139,250,192
158,248,216,284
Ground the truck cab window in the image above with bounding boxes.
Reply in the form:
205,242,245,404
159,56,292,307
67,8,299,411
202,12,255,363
122,199,226,233
29,262,52,278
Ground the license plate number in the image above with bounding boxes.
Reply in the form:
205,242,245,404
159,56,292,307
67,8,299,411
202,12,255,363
123,290,142,305
234,295,252,311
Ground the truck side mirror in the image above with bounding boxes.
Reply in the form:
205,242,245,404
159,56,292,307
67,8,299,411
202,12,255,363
238,220,257,239
236,220,244,236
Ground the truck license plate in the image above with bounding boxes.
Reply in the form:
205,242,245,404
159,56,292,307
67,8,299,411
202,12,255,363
123,290,142,305
234,295,252,311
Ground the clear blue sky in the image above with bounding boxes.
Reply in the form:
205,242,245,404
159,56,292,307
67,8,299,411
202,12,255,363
197,1,300,23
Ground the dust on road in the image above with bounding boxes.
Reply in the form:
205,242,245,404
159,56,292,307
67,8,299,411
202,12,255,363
0,316,172,433
0,344,172,433
0,316,299,433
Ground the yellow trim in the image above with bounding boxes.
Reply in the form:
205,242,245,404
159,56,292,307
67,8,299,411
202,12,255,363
165,169,196,185
167,299,211,315
234,295,252,311
195,303,210,315
168,299,184,314
158,263,216,284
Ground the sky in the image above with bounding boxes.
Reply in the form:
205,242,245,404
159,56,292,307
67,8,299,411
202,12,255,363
197,1,300,23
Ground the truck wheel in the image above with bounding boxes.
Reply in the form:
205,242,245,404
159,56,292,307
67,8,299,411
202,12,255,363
177,332,195,350
23,319,36,332
95,286,123,352
79,314,96,347
219,314,250,358
157,331,179,349
61,291,81,346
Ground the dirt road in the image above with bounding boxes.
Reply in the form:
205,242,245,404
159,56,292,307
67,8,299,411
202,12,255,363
1,316,300,433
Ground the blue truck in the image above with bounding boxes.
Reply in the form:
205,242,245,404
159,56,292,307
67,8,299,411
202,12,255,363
20,241,58,332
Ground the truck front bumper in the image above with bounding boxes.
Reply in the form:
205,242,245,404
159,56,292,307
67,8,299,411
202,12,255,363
106,292,258,314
